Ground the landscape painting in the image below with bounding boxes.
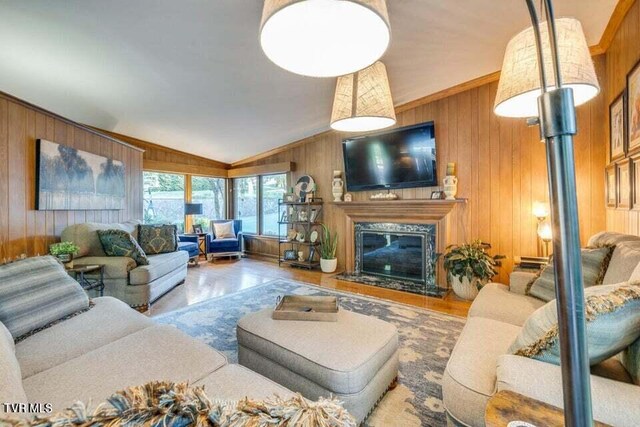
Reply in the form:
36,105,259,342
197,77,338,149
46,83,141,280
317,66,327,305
36,139,125,210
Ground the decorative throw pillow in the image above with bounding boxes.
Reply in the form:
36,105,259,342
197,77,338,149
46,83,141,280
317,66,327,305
97,229,149,266
509,282,640,366
527,246,613,301
137,224,178,255
0,256,89,339
622,337,640,385
213,221,236,239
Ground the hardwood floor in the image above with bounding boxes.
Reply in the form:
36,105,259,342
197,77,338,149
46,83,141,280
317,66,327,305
147,257,471,318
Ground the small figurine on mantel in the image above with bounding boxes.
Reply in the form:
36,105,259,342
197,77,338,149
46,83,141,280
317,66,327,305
443,162,458,200
332,170,344,202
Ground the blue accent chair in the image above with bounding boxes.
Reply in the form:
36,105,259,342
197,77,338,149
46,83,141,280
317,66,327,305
207,220,244,260
178,234,200,266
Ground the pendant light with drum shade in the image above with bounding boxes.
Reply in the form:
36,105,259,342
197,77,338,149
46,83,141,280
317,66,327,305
494,18,599,118
260,0,391,78
330,61,396,132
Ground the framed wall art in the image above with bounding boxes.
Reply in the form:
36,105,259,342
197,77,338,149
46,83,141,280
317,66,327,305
606,164,617,208
627,59,640,153
36,139,125,210
610,91,626,161
617,159,632,209
632,154,640,210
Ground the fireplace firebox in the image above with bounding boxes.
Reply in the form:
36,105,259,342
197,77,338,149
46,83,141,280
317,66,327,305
352,222,438,295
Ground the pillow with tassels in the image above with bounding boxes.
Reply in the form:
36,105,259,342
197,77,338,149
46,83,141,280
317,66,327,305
510,281,640,365
0,381,356,427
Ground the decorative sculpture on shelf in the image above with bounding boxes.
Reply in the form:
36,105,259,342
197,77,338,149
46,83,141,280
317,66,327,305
332,170,344,202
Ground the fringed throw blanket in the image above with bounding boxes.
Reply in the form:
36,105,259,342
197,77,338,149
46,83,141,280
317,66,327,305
1,381,356,427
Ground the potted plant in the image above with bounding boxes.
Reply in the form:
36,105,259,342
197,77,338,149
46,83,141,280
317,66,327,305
443,240,505,300
50,241,80,268
319,224,338,273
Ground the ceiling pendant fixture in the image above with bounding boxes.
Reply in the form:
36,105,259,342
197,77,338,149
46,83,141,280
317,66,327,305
330,61,396,132
494,17,599,118
260,0,391,78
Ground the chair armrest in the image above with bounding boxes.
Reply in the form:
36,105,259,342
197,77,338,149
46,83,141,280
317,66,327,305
178,234,198,243
496,354,640,427
509,271,537,294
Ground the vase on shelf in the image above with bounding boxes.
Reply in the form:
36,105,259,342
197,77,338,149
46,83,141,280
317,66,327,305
332,170,344,202
443,175,458,200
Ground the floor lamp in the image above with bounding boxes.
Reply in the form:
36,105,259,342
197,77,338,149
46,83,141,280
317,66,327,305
495,0,599,425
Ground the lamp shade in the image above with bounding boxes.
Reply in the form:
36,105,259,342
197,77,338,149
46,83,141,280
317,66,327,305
184,203,203,216
260,0,390,77
494,18,599,118
330,61,396,132
537,220,553,242
532,201,550,219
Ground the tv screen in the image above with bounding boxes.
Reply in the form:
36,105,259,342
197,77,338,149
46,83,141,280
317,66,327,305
342,122,437,191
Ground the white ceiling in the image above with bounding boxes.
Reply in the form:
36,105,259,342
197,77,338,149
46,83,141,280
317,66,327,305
0,0,617,164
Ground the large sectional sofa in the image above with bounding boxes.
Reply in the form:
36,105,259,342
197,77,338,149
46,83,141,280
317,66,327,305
443,231,640,427
1,294,295,419
61,221,188,310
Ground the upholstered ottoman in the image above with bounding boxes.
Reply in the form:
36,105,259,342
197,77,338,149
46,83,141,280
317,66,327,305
237,307,399,424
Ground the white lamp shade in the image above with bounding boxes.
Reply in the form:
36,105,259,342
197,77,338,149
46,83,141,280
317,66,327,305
260,0,391,78
532,201,550,219
537,220,553,242
495,18,599,118
330,61,396,132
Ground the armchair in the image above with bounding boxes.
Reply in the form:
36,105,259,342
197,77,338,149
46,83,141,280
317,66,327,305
177,234,200,266
207,220,244,260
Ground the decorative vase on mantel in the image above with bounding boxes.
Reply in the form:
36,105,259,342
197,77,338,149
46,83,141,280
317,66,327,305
443,175,458,200
332,170,344,202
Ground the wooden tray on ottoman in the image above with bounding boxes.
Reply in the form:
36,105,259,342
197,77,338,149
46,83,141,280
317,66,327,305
272,295,339,322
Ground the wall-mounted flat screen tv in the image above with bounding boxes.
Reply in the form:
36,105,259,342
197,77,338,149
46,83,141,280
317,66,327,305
342,122,437,191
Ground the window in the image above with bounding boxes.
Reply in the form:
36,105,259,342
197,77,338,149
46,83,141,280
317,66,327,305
234,177,258,234
261,174,287,236
143,171,185,232
191,176,226,232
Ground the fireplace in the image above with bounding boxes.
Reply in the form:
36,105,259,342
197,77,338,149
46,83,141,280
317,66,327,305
353,222,438,295
333,198,464,297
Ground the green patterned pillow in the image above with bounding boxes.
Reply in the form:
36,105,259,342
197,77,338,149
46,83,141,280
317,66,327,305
527,246,614,301
97,229,149,266
137,224,178,255
510,282,640,366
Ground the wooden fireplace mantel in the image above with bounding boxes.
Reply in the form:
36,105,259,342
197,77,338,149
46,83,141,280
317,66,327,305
333,198,466,289
331,199,465,219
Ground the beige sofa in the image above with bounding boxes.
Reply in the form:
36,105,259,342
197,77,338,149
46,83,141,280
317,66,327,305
1,296,294,419
443,231,640,426
61,221,188,310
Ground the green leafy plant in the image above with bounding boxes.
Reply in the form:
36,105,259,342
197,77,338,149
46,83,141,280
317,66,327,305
50,241,80,256
319,224,338,260
443,240,505,286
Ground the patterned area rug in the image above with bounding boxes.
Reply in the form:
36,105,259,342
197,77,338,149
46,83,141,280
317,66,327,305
154,279,465,426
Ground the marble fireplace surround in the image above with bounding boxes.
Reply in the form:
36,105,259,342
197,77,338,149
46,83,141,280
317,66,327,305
333,199,465,289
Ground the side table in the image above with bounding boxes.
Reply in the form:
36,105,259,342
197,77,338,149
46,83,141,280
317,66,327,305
485,390,608,427
66,264,105,297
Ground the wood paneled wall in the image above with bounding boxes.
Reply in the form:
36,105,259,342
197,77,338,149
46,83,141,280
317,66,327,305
605,0,640,233
0,93,144,260
98,129,230,177
237,60,607,284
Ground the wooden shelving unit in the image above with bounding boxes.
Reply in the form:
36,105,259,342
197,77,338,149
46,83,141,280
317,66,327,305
278,199,323,270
